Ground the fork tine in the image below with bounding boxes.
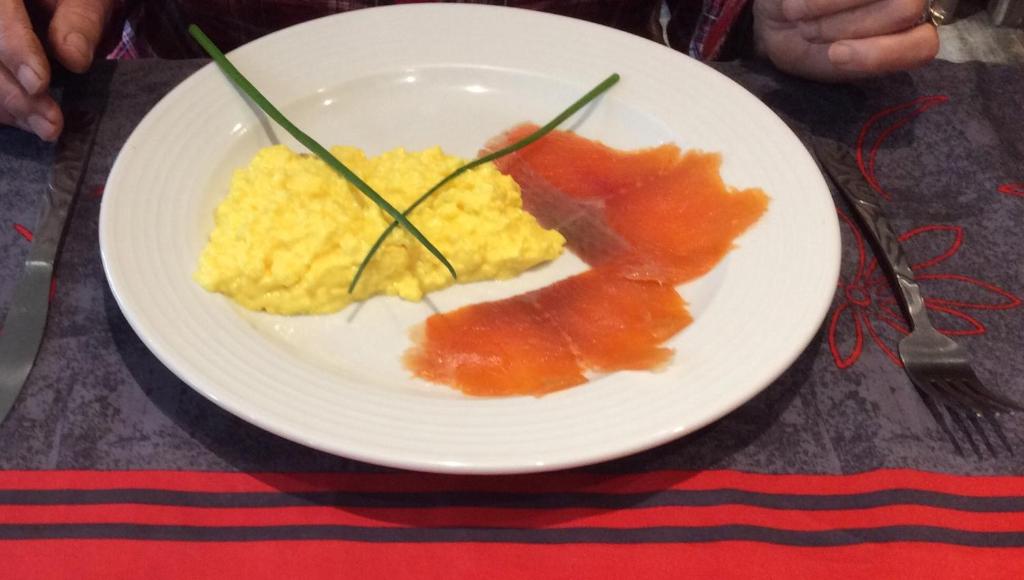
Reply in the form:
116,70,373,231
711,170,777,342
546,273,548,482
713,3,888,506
944,405,983,458
916,381,1015,458
909,371,1014,457
984,413,1014,456
918,388,967,456
928,378,999,415
964,411,998,457
958,371,1024,413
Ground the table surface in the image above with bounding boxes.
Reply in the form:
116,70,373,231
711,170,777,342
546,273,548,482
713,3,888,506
1,27,1023,578
939,5,1024,63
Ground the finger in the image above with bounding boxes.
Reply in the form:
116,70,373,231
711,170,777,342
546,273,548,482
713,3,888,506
764,37,856,82
0,67,62,140
0,106,32,132
798,0,925,42
48,0,114,73
782,0,879,20
0,0,52,95
828,24,939,75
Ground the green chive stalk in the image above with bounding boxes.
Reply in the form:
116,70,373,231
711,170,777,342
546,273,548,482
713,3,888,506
188,24,456,281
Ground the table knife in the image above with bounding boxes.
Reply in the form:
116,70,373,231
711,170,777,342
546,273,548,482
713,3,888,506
0,108,101,424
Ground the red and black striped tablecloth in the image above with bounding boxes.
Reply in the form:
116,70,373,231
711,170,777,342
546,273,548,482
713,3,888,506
3,469,1023,578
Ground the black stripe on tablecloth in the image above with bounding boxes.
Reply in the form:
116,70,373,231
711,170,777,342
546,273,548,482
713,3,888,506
2,524,1024,546
2,489,1024,511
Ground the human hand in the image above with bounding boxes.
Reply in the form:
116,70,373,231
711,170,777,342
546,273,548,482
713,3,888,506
1,0,114,141
753,0,940,82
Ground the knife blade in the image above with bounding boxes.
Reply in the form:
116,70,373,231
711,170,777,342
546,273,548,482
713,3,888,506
0,107,101,423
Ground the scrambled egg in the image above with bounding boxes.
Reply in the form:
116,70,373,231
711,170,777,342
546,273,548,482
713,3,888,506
195,145,565,315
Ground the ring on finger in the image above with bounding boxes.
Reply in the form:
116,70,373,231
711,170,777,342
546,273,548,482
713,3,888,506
918,0,953,26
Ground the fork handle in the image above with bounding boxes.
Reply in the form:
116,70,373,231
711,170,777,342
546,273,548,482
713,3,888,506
815,140,929,330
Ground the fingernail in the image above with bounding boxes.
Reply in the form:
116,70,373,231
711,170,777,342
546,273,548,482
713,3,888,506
783,0,809,20
63,32,91,64
16,65,44,95
829,43,856,67
27,115,57,141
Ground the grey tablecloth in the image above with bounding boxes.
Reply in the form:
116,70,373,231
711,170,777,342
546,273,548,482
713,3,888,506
1,58,1022,474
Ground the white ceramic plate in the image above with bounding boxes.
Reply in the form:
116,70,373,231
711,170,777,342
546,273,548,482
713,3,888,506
100,5,840,474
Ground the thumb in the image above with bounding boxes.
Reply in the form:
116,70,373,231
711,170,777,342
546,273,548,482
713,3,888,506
755,26,874,82
48,0,115,73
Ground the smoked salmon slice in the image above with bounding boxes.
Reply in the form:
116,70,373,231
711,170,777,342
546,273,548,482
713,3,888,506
603,150,769,283
405,296,586,397
488,124,769,283
407,125,768,396
406,268,691,396
491,124,682,201
531,268,691,372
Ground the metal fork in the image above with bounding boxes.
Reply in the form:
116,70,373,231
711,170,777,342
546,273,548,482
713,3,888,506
813,137,1021,455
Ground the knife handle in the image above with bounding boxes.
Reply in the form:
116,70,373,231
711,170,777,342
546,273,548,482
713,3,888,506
814,138,928,330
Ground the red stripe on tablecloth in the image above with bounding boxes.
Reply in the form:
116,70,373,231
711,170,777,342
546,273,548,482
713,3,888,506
2,540,1022,579
4,503,1024,532
1,469,1022,495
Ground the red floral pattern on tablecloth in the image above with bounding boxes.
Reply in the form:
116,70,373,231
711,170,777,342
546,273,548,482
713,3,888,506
829,213,1021,369
13,223,32,241
856,96,948,201
998,183,1024,197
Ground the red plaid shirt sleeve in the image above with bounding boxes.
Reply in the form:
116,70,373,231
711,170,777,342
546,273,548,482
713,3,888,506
670,0,754,60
